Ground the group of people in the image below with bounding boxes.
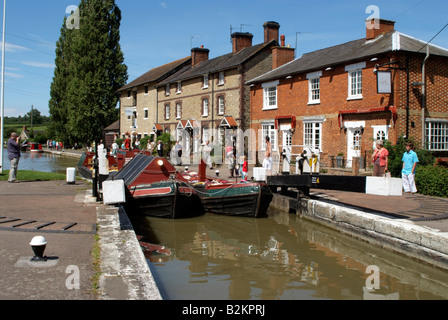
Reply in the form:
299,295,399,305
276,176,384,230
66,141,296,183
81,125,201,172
371,140,419,194
47,140,64,151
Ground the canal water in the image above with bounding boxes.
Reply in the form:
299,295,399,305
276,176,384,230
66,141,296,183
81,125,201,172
129,209,448,300
1,150,79,175
4,150,447,300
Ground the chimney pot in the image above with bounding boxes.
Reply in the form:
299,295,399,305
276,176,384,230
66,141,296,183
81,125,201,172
263,21,280,44
191,47,210,66
281,35,285,47
366,18,395,40
231,32,253,53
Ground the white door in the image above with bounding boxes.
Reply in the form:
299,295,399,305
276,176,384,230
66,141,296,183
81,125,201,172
281,129,292,173
347,128,362,168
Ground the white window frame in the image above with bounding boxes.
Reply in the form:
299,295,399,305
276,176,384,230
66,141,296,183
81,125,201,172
261,121,277,151
165,84,170,96
217,96,225,115
203,75,209,89
262,80,279,110
303,118,324,152
165,104,170,120
345,62,365,100
202,98,209,117
176,103,182,119
372,125,390,148
202,126,210,144
176,82,182,94
218,72,225,85
307,71,322,105
143,108,149,120
426,119,448,151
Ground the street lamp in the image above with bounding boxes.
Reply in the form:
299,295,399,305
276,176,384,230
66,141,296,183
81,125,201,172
0,0,5,175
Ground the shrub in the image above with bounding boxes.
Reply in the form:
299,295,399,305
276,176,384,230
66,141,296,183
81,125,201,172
384,135,435,178
139,136,152,151
415,166,448,198
155,133,175,157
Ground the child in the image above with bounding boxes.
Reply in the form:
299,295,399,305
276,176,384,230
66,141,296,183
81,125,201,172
242,156,249,181
402,142,419,194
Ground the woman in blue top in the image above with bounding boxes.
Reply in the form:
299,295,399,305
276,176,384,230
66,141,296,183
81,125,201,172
402,142,419,194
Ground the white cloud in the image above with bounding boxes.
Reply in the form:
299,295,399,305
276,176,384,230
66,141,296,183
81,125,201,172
160,1,168,9
0,42,30,53
21,61,54,68
5,72,25,79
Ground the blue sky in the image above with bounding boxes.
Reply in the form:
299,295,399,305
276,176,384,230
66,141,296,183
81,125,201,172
1,0,448,117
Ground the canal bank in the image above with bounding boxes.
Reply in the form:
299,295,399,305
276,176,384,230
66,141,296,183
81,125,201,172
0,178,161,300
270,192,448,271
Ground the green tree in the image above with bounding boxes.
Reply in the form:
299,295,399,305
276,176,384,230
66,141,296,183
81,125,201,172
49,0,128,145
49,16,73,145
24,108,43,125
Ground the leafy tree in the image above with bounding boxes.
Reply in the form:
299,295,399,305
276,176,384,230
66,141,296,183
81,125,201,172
49,0,128,145
24,108,43,125
49,16,73,145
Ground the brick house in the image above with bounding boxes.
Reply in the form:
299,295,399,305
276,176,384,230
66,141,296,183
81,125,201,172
247,19,448,172
117,57,191,140
155,21,294,156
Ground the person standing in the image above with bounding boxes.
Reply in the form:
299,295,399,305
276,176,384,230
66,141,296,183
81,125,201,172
111,140,119,156
372,140,389,177
175,140,183,165
402,142,419,194
263,136,272,175
124,136,131,150
203,141,212,169
242,156,249,181
157,140,164,157
7,132,21,183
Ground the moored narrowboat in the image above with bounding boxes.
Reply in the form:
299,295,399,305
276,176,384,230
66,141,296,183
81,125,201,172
111,154,204,219
27,142,44,153
181,171,273,218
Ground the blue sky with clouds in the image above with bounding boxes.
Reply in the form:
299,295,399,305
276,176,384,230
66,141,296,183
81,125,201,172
1,0,447,117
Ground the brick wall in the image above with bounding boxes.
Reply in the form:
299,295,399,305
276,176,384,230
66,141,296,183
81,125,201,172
250,52,448,167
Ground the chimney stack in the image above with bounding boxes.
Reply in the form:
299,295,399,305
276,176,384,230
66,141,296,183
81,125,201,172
263,21,280,43
272,35,295,69
366,18,395,40
231,32,253,53
191,46,210,66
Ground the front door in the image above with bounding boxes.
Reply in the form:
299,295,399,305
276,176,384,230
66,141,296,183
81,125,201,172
347,128,362,168
281,125,292,173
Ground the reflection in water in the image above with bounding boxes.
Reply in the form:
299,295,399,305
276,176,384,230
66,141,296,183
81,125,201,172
1,150,79,174
129,209,448,301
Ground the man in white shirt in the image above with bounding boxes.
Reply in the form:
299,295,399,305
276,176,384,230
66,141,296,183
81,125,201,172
263,136,272,175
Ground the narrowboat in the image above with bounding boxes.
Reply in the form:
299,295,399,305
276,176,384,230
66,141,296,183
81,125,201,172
111,154,204,219
181,171,273,218
77,151,119,180
27,142,44,153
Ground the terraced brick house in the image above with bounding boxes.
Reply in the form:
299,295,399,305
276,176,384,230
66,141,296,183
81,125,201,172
155,21,295,156
248,19,448,173
117,57,191,140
